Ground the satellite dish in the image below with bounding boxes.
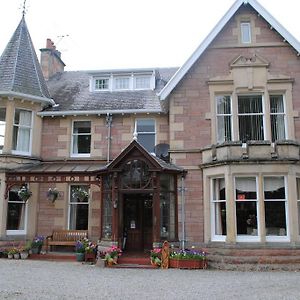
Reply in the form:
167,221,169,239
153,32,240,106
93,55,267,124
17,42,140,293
154,144,170,162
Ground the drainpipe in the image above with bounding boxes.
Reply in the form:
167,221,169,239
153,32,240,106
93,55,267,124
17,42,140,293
179,173,186,250
106,113,112,163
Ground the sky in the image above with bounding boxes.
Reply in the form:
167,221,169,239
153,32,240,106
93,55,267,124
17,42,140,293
0,0,299,71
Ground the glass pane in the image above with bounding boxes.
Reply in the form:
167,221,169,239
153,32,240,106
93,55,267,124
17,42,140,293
102,193,112,239
137,134,155,153
70,186,89,202
73,135,91,154
69,203,88,230
298,202,300,235
135,77,151,89
270,95,284,113
214,202,227,235
241,22,251,43
217,116,231,142
265,201,286,236
238,96,262,114
212,178,225,200
236,201,257,235
14,109,31,126
297,178,300,199
271,114,285,141
160,193,176,240
13,127,30,152
160,174,175,191
264,177,285,199
216,95,231,114
6,190,26,230
239,115,264,141
73,121,91,134
235,177,257,199
137,119,155,132
0,108,6,150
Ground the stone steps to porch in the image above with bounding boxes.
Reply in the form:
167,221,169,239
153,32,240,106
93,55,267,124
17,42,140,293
205,247,300,271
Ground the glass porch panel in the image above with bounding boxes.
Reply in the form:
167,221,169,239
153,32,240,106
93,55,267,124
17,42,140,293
236,201,258,235
160,193,175,240
160,174,175,191
265,201,287,236
102,193,112,239
213,201,227,235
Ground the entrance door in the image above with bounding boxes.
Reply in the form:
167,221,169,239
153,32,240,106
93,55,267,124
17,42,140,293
123,194,152,251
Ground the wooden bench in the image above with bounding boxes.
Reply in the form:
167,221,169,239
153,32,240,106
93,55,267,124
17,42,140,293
46,230,88,252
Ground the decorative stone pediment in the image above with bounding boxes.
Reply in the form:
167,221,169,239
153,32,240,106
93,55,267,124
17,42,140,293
230,54,270,68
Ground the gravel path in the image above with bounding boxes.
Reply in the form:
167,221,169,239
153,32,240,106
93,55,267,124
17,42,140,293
0,259,299,300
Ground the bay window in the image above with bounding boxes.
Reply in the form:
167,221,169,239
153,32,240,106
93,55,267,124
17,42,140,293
72,121,91,156
235,177,258,238
211,178,227,240
264,176,287,238
12,109,32,154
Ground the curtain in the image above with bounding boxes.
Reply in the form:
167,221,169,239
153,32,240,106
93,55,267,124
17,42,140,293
16,111,31,152
235,177,256,192
264,177,284,192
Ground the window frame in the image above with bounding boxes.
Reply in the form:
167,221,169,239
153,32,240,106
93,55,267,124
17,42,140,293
0,107,6,153
241,22,251,44
211,177,227,242
6,186,28,235
216,95,232,143
12,108,33,156
134,118,156,153
134,76,152,90
94,78,110,91
234,176,260,242
71,120,92,158
114,76,130,90
263,175,289,242
68,185,90,230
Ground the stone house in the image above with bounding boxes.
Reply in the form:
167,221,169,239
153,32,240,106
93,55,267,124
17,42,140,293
1,0,300,252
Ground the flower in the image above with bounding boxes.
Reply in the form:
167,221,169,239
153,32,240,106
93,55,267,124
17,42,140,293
169,248,207,261
104,245,122,264
75,238,97,254
150,248,162,266
72,187,89,202
31,235,45,248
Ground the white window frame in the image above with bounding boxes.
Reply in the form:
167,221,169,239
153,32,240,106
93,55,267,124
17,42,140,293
216,95,232,143
269,94,287,142
211,177,226,242
134,76,152,90
264,176,289,242
134,119,156,153
94,78,110,91
71,120,91,158
234,176,260,242
68,185,90,230
237,94,265,142
6,186,28,236
114,76,130,90
241,22,251,44
0,107,6,154
12,108,33,156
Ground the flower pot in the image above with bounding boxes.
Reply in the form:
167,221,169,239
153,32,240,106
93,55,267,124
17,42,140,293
85,252,96,263
7,254,13,259
20,252,29,259
169,258,207,269
76,252,85,262
13,253,20,259
31,246,41,254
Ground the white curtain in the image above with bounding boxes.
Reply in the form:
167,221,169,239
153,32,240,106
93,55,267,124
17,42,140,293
16,111,31,152
235,177,256,192
264,177,284,192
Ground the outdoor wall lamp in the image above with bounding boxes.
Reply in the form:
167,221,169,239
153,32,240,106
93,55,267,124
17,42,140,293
113,197,118,209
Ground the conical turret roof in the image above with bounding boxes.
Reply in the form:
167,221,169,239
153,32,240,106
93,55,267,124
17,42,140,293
0,16,53,104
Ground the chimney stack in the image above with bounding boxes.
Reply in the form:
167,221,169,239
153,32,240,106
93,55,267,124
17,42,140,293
40,38,66,80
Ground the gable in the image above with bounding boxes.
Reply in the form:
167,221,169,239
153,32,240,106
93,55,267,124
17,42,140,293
159,0,300,101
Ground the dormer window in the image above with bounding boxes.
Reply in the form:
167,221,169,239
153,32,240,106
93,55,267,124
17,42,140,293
95,78,109,90
114,77,130,90
135,76,151,89
241,22,251,44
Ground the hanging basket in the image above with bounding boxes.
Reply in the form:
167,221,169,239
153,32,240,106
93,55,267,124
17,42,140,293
46,188,59,203
18,186,32,202
72,188,89,202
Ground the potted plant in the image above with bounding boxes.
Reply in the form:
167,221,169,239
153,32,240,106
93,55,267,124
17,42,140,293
72,187,89,202
84,241,97,263
7,247,19,259
150,248,162,267
18,185,32,202
104,245,122,266
169,247,207,269
31,235,45,254
75,239,88,262
20,241,31,259
47,188,59,203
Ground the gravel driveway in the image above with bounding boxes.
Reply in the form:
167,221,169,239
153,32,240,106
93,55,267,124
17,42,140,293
0,259,299,300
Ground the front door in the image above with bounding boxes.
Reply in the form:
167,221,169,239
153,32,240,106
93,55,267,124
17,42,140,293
123,194,152,251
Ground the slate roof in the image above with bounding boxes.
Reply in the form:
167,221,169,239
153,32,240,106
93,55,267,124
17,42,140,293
0,17,52,102
42,67,177,115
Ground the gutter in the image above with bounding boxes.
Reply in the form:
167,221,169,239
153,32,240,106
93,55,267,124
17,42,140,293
0,91,55,106
38,108,164,117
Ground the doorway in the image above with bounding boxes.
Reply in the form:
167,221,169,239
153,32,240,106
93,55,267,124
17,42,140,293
122,193,153,251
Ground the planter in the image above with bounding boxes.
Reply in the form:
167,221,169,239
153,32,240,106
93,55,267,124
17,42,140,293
85,252,96,263
20,252,29,259
169,258,207,269
31,246,41,254
13,253,20,259
7,254,13,259
96,258,106,268
76,252,85,262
